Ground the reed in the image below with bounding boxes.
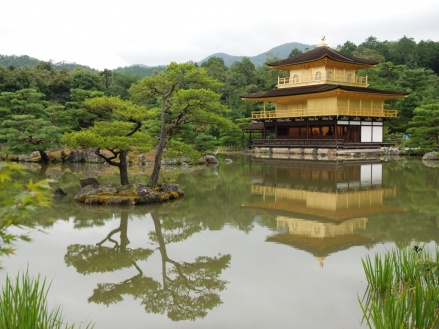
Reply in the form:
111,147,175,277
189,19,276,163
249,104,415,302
360,243,439,329
360,287,410,329
361,252,395,293
0,270,93,329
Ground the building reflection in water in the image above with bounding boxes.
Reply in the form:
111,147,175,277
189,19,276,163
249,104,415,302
243,160,403,266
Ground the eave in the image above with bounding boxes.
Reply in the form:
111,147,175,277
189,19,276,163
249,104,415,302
266,46,379,71
241,84,408,103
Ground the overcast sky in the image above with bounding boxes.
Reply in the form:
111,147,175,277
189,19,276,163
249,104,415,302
2,0,438,71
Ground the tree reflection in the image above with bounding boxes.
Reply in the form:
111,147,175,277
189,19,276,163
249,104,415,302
144,211,231,320
64,209,231,321
65,210,153,274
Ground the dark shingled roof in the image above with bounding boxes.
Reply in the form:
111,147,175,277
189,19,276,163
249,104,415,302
266,46,379,68
242,122,264,131
241,84,408,100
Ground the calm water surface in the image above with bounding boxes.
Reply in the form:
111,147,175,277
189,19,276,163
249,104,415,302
1,155,439,329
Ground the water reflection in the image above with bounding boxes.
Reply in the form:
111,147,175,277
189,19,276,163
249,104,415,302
64,207,231,321
4,157,439,328
243,160,405,265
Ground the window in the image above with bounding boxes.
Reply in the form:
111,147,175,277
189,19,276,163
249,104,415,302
327,71,333,80
315,71,322,80
347,73,352,82
293,74,299,83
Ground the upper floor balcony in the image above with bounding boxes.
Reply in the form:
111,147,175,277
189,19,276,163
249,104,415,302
278,72,369,88
251,107,398,120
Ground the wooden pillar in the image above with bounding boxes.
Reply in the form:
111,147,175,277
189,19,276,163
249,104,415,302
306,121,309,140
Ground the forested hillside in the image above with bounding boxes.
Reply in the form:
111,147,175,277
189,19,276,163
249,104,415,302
198,42,313,66
1,42,313,71
1,35,439,159
0,54,94,71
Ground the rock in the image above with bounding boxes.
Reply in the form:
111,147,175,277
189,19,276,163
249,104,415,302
162,158,178,165
80,177,100,188
224,158,233,164
73,183,184,205
422,152,439,161
64,150,83,163
204,155,219,164
64,148,104,163
161,183,184,195
138,154,148,165
422,159,438,168
18,151,40,162
53,187,67,197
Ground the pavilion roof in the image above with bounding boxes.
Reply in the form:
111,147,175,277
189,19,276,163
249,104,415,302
241,84,408,100
266,233,373,258
266,46,379,68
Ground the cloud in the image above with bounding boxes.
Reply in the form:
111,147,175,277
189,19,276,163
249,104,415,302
1,0,438,70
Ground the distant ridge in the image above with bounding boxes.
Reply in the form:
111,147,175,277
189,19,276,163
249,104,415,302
0,54,95,71
0,41,315,74
199,42,315,67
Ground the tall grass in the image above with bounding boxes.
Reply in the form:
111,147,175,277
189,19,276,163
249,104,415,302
360,243,439,329
0,270,93,329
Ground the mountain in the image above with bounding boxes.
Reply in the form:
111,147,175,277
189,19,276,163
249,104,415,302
0,54,95,71
113,64,166,76
0,42,315,74
120,42,315,75
198,42,315,67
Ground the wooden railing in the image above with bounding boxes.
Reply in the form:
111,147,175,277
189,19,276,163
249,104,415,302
252,138,345,148
251,107,398,119
278,74,368,87
251,139,387,149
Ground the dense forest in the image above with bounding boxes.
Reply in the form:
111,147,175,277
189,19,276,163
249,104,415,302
1,35,439,162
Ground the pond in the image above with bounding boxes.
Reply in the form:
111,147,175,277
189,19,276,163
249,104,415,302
1,155,439,329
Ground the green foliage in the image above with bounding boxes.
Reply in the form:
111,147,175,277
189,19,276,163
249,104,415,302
70,69,104,91
288,48,304,58
62,111,152,152
360,243,439,329
194,133,219,154
164,139,203,164
113,65,166,77
62,96,153,185
2,35,439,153
406,103,439,151
58,88,109,131
0,54,94,72
103,71,141,100
0,55,40,69
0,162,52,256
361,61,439,133
0,164,83,329
336,41,357,55
0,89,63,157
0,270,94,328
64,211,231,321
129,62,232,186
200,57,228,83
65,244,154,274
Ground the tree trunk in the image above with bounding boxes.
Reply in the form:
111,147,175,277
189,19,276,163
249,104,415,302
151,212,169,290
39,150,50,163
148,101,168,187
119,210,130,252
119,151,130,185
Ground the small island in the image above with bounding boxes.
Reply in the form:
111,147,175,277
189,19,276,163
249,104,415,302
74,178,184,205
